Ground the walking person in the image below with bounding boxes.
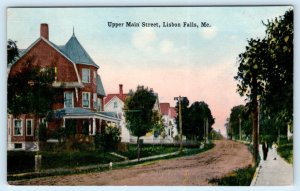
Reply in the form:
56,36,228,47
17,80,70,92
272,142,278,160
262,141,268,160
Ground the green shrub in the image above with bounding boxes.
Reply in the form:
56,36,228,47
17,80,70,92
208,166,256,186
7,151,35,174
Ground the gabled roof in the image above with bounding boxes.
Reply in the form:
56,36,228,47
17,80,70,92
97,74,106,96
55,34,99,68
104,94,128,105
160,103,170,116
11,37,82,84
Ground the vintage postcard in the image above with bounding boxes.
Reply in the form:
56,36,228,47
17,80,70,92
6,6,293,186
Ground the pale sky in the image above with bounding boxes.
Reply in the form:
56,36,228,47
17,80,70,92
7,6,292,136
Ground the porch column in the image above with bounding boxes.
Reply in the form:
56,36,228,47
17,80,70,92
89,119,92,135
92,118,96,135
99,119,102,134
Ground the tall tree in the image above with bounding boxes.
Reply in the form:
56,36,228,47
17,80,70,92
262,9,293,129
124,86,157,160
235,9,293,165
7,39,19,66
235,38,268,166
188,101,215,141
175,97,190,139
228,105,251,140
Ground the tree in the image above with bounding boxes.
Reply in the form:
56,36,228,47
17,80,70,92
235,9,293,166
7,39,19,66
262,9,293,134
228,105,251,140
188,101,215,141
175,97,190,138
235,38,268,166
8,62,56,118
124,86,157,160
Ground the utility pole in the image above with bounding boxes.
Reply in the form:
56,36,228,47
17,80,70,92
178,96,183,153
174,96,183,153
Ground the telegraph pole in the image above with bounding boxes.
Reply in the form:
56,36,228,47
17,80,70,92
174,96,183,153
178,96,183,153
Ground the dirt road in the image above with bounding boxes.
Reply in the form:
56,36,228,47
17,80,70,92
11,140,252,186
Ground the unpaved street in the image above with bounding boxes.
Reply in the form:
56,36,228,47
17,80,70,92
11,140,252,186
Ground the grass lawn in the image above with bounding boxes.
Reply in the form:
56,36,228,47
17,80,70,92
116,144,180,160
278,143,293,164
208,166,256,186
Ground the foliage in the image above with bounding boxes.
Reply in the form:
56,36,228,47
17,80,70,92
94,125,121,151
38,122,48,142
125,86,157,138
117,144,179,160
175,99,215,141
7,150,122,174
7,39,19,66
8,62,56,118
175,97,190,137
262,9,293,124
208,166,255,186
7,151,35,174
234,9,293,165
227,105,252,140
210,129,223,140
64,119,77,138
277,140,293,164
124,86,158,159
188,101,215,141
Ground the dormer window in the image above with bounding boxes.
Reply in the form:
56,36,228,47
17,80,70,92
82,69,90,83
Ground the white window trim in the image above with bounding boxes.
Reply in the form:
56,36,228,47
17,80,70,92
93,71,97,84
82,92,91,108
93,93,97,110
82,68,90,83
64,91,74,108
26,119,33,136
13,119,23,136
97,98,102,112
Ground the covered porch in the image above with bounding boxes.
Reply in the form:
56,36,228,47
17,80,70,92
55,108,121,136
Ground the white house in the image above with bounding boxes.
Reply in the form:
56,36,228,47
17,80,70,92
104,84,130,142
160,103,178,143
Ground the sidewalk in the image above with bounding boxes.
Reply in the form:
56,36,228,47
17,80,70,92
251,144,293,186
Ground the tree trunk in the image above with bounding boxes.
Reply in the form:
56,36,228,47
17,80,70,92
252,104,259,166
137,136,140,161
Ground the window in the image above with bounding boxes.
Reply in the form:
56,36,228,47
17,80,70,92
64,92,74,108
82,69,90,83
14,143,22,149
93,93,97,110
14,119,23,136
114,101,118,108
82,92,90,108
26,119,33,136
97,98,102,112
93,71,97,84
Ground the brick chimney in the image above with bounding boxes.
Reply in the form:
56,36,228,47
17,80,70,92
119,84,123,96
40,23,49,40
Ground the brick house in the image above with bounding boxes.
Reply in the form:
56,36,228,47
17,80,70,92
7,23,120,151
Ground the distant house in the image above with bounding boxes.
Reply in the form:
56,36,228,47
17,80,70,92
159,103,178,143
104,84,130,142
7,23,120,151
104,85,161,143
